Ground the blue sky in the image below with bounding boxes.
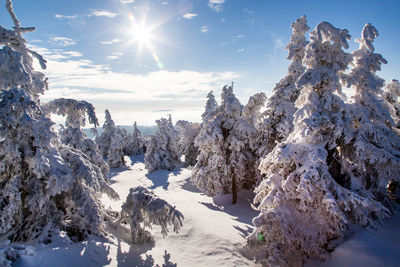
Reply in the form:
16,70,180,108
1,0,399,125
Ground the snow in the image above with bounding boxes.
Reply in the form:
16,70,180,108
13,155,259,266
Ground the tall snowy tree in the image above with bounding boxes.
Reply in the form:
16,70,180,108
258,15,310,157
0,0,118,246
176,120,200,167
192,85,261,204
144,115,180,172
96,109,126,168
247,22,390,266
339,23,400,209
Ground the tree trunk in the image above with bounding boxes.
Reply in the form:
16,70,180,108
232,170,237,204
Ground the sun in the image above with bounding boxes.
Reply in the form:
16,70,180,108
131,23,153,46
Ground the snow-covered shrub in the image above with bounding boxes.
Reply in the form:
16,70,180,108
247,22,391,266
192,85,261,204
175,120,200,166
119,186,183,244
0,0,117,244
96,109,126,168
258,15,310,157
144,115,180,172
124,121,144,156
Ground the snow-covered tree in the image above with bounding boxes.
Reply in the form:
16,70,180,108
258,15,310,157
119,186,183,244
192,85,261,204
247,22,390,266
0,0,118,246
338,23,400,209
43,98,110,179
124,121,144,156
96,109,126,168
201,90,218,122
144,115,180,172
383,79,400,126
176,120,200,166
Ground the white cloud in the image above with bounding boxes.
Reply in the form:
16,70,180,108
49,36,76,47
101,39,122,45
237,48,245,53
201,26,208,33
182,13,197,19
32,46,240,125
89,10,118,18
54,14,78,19
120,0,135,3
161,1,168,5
106,52,124,60
208,0,225,12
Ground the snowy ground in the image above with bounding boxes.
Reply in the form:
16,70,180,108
13,155,400,266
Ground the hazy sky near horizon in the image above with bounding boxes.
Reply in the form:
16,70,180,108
1,0,399,126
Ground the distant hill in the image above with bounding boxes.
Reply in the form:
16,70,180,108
82,125,157,138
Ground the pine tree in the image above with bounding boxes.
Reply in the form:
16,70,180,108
0,0,117,246
96,109,126,168
144,115,180,172
192,85,261,204
124,121,144,156
176,120,200,166
201,90,218,122
258,16,310,157
384,79,400,127
247,22,389,266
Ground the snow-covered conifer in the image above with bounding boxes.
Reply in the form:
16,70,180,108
144,115,180,172
258,15,310,156
338,24,400,209
192,85,260,204
176,120,200,166
124,121,144,156
0,0,117,245
96,109,126,168
201,90,218,122
119,186,183,244
247,22,390,266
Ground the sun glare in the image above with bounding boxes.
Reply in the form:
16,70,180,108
131,24,153,45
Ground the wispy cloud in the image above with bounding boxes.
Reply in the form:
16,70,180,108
182,13,197,19
89,10,118,18
237,48,245,53
101,38,122,45
274,38,284,49
106,52,124,61
201,26,208,33
243,8,254,15
208,0,225,12
54,14,78,19
120,0,135,3
31,45,240,124
161,1,168,5
49,36,76,47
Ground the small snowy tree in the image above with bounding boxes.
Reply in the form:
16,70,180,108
192,85,261,204
201,90,218,122
247,22,390,266
43,98,110,179
0,0,118,245
258,15,310,157
124,121,144,156
96,109,126,168
176,120,200,166
119,186,183,244
144,115,180,172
